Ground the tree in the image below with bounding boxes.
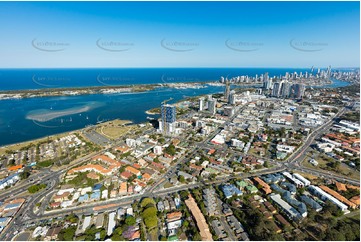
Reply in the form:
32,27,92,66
58,226,76,241
323,201,343,217
142,206,157,218
179,175,186,183
182,220,189,229
19,167,31,180
66,213,79,223
144,216,158,228
140,197,156,208
127,174,137,183
179,190,189,200
165,144,176,156
111,233,122,241
193,233,202,241
325,230,346,241
142,206,158,229
119,166,126,173
125,216,136,226
28,184,46,193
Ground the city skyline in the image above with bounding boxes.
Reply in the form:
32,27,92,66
0,1,359,68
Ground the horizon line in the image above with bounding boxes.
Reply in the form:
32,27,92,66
0,66,359,70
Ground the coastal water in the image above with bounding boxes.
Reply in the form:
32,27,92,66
0,68,319,90
0,68,351,146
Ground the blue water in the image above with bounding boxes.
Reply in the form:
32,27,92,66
0,68,318,90
0,68,351,146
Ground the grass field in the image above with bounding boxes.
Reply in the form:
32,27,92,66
302,152,360,180
95,119,135,140
163,182,173,189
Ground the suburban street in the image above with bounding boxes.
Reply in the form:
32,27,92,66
0,104,359,241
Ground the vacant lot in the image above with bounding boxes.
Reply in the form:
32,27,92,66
95,119,135,140
302,152,360,180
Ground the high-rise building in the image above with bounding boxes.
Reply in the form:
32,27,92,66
229,90,236,104
161,104,176,134
208,99,217,115
290,83,305,99
272,82,282,97
264,72,269,82
281,81,292,98
263,78,273,90
224,80,231,101
199,98,204,111
327,65,332,79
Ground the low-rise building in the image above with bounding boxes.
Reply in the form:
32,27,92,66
270,194,302,221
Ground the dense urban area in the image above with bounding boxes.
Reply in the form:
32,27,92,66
0,69,360,241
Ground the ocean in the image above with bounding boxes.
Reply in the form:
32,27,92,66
0,68,351,146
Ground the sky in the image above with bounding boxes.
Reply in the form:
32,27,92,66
0,1,359,68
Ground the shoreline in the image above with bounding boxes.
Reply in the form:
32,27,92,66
0,78,343,101
0,118,133,152
0,78,354,148
0,81,216,100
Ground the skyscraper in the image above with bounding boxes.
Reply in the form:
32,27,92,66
229,90,236,105
281,81,292,98
208,99,217,115
264,72,269,82
290,84,305,99
327,65,332,79
263,78,273,90
224,80,231,101
161,104,176,134
272,82,282,97
199,98,204,111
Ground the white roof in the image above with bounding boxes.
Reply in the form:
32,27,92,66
107,212,116,236
82,216,92,231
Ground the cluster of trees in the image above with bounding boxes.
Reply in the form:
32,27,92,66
324,217,360,241
310,213,360,241
19,167,31,180
58,226,77,241
241,205,285,241
340,188,360,200
78,225,106,241
165,144,176,156
118,151,131,159
67,172,99,187
65,213,79,224
340,111,360,122
140,198,158,229
178,175,186,183
28,183,46,193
